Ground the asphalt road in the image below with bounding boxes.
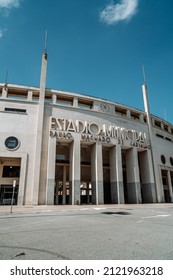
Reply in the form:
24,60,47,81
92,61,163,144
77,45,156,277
0,205,173,260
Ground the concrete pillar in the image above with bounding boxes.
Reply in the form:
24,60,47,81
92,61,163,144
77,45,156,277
69,135,81,205
52,93,57,104
91,142,104,204
168,126,171,133
161,122,164,130
126,110,131,118
17,154,28,205
139,150,157,203
139,114,144,122
62,165,66,204
73,97,78,107
27,90,33,101
32,52,47,205
110,145,124,204
151,118,155,126
2,87,8,98
167,171,173,203
46,136,56,205
126,147,142,203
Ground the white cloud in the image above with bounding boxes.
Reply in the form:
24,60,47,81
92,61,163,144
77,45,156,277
0,0,22,38
0,0,21,9
0,28,5,37
0,30,2,37
100,0,139,25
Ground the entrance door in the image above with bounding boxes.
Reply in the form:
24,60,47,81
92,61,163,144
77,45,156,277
104,182,111,204
54,181,70,205
0,158,21,205
0,185,18,205
80,182,92,204
162,170,171,203
103,148,111,204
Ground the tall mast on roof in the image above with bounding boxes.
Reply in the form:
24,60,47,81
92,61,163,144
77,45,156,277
32,31,48,205
141,65,163,203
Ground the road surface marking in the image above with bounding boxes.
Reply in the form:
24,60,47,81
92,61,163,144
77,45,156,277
137,214,171,223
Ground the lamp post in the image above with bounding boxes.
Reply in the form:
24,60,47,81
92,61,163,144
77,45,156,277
10,180,16,214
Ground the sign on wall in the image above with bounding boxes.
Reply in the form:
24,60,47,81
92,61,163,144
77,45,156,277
50,117,149,148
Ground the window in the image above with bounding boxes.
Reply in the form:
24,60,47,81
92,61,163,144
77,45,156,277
78,99,93,109
56,155,65,161
45,93,52,103
5,108,26,113
32,92,39,101
155,120,161,128
2,166,20,177
164,125,169,132
161,155,166,164
144,116,147,123
131,112,140,120
7,89,28,100
5,136,20,150
170,157,173,166
56,96,73,106
165,137,171,142
115,107,127,116
56,154,69,163
156,134,164,139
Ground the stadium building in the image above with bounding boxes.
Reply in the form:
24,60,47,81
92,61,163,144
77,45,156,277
0,51,173,206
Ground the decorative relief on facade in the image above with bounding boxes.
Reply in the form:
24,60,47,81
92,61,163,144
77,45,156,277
93,101,114,114
99,102,111,113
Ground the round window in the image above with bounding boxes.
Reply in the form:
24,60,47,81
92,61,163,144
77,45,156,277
5,136,20,151
161,155,166,164
170,157,173,166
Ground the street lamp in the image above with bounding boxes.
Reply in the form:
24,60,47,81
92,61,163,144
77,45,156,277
10,180,16,214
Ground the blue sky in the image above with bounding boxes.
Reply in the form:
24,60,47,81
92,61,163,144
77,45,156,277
0,0,173,124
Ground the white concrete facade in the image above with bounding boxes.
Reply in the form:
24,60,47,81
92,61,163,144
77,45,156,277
0,53,173,206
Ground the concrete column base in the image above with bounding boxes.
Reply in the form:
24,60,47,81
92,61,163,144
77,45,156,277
46,179,55,205
69,135,81,205
73,180,81,205
111,181,124,204
141,183,156,203
127,182,142,204
91,143,104,205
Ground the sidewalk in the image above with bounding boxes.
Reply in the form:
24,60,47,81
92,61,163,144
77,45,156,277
0,203,173,216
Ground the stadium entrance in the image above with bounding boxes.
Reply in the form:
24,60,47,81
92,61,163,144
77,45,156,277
0,157,20,205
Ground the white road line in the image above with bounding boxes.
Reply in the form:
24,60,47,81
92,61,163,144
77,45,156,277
137,214,171,223
0,216,68,231
141,214,171,219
